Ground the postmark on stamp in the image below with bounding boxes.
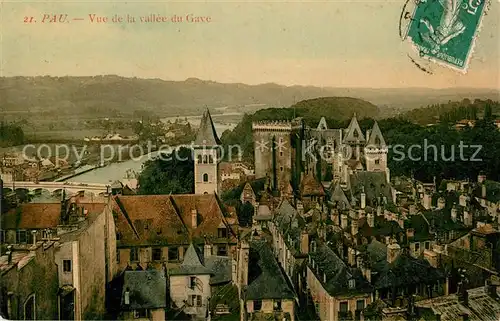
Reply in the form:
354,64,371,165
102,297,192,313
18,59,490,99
404,0,488,72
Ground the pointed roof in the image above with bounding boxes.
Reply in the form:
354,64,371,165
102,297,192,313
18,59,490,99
182,243,205,267
300,172,325,196
317,117,328,130
194,109,221,146
330,182,351,209
343,113,365,143
366,121,387,148
170,243,212,275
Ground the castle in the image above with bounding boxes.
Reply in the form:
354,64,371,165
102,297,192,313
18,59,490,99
252,114,389,193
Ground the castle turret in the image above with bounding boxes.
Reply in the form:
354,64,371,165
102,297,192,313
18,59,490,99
365,121,388,173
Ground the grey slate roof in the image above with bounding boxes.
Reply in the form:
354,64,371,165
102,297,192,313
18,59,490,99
274,199,306,254
366,121,387,148
121,270,167,310
170,243,212,275
415,286,500,321
309,244,373,296
348,172,392,205
204,256,233,285
330,182,351,209
194,109,221,146
244,240,296,300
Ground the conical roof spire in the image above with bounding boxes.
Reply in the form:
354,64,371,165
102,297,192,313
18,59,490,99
343,113,365,143
194,108,221,146
366,121,386,148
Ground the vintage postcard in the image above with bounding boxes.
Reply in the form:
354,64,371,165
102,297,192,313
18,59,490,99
0,1,499,321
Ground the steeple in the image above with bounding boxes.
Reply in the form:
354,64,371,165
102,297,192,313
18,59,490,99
343,114,365,143
366,121,386,148
194,108,221,146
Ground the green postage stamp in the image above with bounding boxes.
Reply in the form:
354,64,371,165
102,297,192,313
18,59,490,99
406,0,487,71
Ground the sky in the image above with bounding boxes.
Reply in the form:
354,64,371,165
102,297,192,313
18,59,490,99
1,0,499,88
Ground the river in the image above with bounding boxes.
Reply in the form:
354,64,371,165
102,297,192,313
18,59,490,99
66,119,238,184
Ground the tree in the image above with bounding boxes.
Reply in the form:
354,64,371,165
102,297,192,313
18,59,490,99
137,147,194,194
238,201,255,227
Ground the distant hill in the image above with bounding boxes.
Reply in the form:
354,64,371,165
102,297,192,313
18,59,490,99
0,75,498,120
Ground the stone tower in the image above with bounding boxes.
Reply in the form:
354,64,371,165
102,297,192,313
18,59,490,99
252,120,294,191
194,109,221,195
365,121,388,173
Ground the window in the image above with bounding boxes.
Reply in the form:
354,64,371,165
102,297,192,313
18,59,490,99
197,155,202,164
254,300,262,311
340,301,349,313
17,230,27,243
274,300,282,311
280,151,283,157
203,173,209,182
218,227,228,238
375,159,380,165
356,299,365,311
349,279,356,289
414,242,420,252
130,248,139,262
425,241,430,250
217,245,228,256
375,137,381,145
116,232,121,241
209,155,214,164
168,247,179,261
117,251,120,263
189,295,202,307
63,260,72,273
203,155,208,164
280,166,284,172
353,130,359,138
133,309,147,319
189,276,197,289
24,294,35,320
152,248,162,261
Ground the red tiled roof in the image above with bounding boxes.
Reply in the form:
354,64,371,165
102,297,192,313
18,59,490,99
2,203,61,229
300,173,325,196
113,194,237,247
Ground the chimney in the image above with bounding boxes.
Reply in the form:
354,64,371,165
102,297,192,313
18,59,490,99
191,209,197,228
204,243,212,259
437,197,446,209
6,245,13,264
482,184,487,198
367,213,375,227
341,214,348,229
300,231,309,254
478,173,486,184
363,268,372,283
360,193,366,209
238,241,250,288
458,282,469,307
297,201,304,216
376,205,382,216
387,243,401,264
323,273,326,283
451,206,458,222
463,209,472,227
486,279,499,299
31,230,37,245
124,288,130,305
423,194,431,210
348,247,356,266
351,219,359,235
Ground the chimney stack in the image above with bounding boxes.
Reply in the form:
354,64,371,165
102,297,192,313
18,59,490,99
300,230,309,254
367,213,374,228
437,197,446,209
387,242,401,264
204,243,212,259
361,192,366,209
351,219,359,235
191,209,197,228
6,245,13,264
31,230,37,245
341,214,348,229
482,184,487,198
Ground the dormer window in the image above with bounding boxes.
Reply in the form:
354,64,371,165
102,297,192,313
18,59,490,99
375,137,381,145
349,279,356,289
218,227,228,238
